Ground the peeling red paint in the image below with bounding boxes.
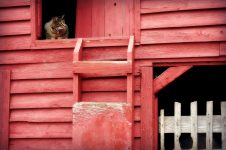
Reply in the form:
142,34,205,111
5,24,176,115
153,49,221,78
72,102,132,150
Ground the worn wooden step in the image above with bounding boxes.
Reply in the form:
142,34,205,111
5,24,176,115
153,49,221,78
73,61,132,75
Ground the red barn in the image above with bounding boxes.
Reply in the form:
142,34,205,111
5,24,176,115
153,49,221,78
0,0,226,149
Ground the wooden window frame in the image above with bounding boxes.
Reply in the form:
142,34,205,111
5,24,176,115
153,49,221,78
30,0,78,49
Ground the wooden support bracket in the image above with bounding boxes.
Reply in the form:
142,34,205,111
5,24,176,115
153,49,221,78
154,66,192,94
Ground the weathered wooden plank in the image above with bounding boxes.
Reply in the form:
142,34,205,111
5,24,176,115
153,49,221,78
0,7,30,22
154,66,192,94
0,0,30,7
76,0,92,37
128,36,135,106
160,115,222,133
0,21,30,36
160,110,165,150
105,0,130,37
0,70,10,150
10,122,141,138
10,92,141,109
92,0,105,37
31,37,128,49
1,42,220,65
220,42,226,56
0,49,73,65
10,109,72,122
136,57,226,68
134,0,140,43
141,0,226,14
222,102,226,149
0,35,31,50
174,102,181,150
10,78,141,93
191,101,198,150
73,61,132,75
10,122,72,138
10,93,74,109
136,43,220,59
141,26,226,44
141,9,226,29
141,66,155,150
206,101,213,150
10,139,72,150
73,38,83,103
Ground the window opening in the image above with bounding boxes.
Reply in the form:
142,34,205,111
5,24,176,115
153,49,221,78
41,0,76,39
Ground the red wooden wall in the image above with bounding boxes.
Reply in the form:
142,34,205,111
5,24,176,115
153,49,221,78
76,0,133,37
0,0,226,150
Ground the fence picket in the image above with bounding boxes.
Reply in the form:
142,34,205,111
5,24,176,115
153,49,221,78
174,102,181,150
160,109,165,150
206,101,213,150
222,102,226,150
159,101,225,149
191,101,197,150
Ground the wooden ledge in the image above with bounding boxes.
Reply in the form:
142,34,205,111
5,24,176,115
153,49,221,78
31,37,129,50
73,61,132,75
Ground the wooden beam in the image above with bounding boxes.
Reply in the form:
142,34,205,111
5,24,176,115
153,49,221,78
0,70,10,150
141,66,156,150
73,61,132,75
31,37,129,50
127,36,135,105
154,66,192,94
73,39,83,102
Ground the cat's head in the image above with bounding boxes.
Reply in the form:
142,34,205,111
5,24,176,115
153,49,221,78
50,15,67,35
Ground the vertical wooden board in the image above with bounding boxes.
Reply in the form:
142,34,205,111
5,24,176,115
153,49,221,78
221,102,226,149
134,0,140,42
122,0,131,36
105,0,121,37
141,66,156,150
73,38,83,102
92,0,105,37
174,102,181,150
191,101,198,150
206,101,213,150
76,0,92,37
0,70,10,150
154,96,158,150
105,0,130,37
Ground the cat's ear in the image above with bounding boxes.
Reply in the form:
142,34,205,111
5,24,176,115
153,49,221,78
61,15,65,19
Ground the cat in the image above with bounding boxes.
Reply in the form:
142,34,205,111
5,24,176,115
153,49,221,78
44,15,69,39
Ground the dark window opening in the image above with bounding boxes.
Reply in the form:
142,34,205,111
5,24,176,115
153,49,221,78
41,0,76,39
156,66,226,149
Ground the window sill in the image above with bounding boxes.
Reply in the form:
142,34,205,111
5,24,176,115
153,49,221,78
30,37,130,50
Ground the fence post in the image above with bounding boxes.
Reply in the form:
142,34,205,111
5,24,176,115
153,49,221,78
174,102,181,150
206,101,213,150
191,101,198,150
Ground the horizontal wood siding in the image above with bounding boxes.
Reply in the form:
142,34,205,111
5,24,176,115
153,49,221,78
0,0,225,150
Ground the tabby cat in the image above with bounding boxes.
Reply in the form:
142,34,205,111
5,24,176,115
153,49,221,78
44,15,69,39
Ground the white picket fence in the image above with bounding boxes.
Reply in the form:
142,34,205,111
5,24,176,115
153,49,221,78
159,101,226,150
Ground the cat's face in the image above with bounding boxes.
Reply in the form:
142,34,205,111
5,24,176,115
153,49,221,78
50,15,67,35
